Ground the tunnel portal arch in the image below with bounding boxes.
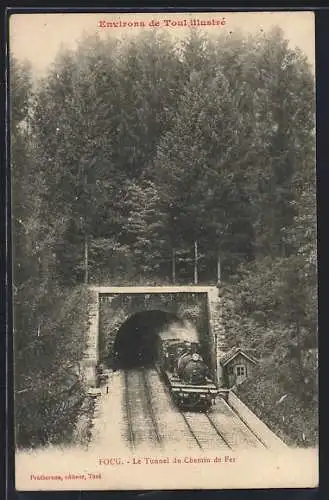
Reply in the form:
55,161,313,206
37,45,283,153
97,289,218,376
112,310,181,369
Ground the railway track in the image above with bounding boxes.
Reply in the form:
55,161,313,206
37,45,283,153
180,410,231,451
124,370,136,450
124,368,162,449
205,412,232,449
124,367,265,451
180,412,203,449
140,369,162,445
210,397,266,449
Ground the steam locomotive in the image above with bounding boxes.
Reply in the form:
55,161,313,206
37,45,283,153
157,338,218,411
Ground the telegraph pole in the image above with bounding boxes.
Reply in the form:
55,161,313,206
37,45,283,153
172,248,176,284
194,240,198,284
82,166,89,285
217,254,221,284
215,253,221,386
84,231,89,285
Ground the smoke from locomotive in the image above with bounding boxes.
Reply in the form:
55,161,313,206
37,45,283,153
159,319,199,342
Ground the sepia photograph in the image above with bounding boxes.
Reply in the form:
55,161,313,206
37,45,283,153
9,10,318,490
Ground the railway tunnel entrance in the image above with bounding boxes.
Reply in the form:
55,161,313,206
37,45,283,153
95,287,222,382
112,310,180,369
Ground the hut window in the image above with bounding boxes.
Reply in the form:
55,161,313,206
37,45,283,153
235,365,246,377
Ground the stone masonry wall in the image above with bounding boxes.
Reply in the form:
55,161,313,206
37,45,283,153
84,287,226,387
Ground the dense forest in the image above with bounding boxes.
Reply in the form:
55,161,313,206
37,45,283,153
12,27,317,448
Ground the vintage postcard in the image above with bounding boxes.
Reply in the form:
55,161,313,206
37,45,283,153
9,10,318,491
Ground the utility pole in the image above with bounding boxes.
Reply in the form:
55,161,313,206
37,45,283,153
216,253,223,385
194,240,198,285
217,255,221,284
82,166,89,285
172,248,176,284
84,231,89,285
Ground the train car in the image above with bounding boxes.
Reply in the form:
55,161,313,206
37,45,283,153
157,337,218,411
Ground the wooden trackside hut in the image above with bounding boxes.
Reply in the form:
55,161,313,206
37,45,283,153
220,347,258,388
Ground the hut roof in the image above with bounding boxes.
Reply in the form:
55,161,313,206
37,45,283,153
220,347,258,367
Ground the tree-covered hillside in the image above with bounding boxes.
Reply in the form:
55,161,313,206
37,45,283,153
12,27,317,448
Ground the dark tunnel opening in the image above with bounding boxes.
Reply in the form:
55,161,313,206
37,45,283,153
112,310,181,369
